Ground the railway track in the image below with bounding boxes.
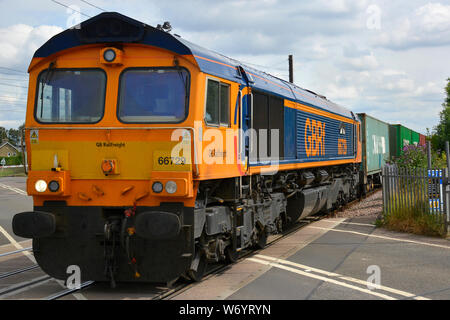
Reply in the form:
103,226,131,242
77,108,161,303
156,188,381,300
0,247,38,281
44,280,95,300
0,246,95,300
0,188,380,300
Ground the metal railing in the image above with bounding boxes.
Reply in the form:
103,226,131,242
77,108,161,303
382,165,449,235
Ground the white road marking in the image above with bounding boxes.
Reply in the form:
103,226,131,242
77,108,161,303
254,254,430,300
0,225,35,263
0,216,87,300
323,220,376,227
308,226,450,250
248,257,397,300
0,183,27,196
0,239,31,250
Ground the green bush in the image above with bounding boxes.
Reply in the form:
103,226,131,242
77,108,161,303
392,144,447,169
378,198,446,237
1,154,23,166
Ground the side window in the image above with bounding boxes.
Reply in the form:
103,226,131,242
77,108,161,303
220,83,229,126
252,91,284,161
205,79,230,126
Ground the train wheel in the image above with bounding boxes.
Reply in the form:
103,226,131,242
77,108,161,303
255,230,267,249
225,246,238,263
188,251,207,282
286,194,302,226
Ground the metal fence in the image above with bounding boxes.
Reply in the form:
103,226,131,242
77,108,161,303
381,165,449,235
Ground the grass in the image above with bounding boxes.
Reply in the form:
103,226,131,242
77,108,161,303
377,199,446,238
0,167,27,177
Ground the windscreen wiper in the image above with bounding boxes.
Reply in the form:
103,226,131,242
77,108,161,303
173,57,188,106
39,61,56,118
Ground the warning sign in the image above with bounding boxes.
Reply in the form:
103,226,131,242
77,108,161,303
30,130,39,144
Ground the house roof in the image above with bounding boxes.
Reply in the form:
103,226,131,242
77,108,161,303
0,141,20,152
31,12,355,120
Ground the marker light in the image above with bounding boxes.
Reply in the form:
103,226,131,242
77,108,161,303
103,49,116,62
165,181,177,194
35,180,47,193
48,180,60,192
152,181,163,193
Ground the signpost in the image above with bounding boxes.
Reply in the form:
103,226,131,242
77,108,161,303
428,169,443,213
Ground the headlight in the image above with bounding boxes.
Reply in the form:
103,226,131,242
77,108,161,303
48,180,60,192
103,49,116,62
165,181,177,194
35,180,47,193
152,181,163,193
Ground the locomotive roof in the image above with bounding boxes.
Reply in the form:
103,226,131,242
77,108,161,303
32,12,355,120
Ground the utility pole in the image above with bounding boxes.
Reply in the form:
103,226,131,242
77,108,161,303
446,141,450,236
288,54,293,83
427,141,432,170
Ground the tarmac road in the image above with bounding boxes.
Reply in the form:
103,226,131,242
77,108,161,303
0,177,31,245
225,217,450,300
1,178,450,300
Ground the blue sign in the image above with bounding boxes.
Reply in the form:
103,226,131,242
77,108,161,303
428,169,443,212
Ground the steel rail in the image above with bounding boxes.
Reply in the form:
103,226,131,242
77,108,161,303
0,265,39,280
0,247,32,258
0,275,52,298
44,280,95,300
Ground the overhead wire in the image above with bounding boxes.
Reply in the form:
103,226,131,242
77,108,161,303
0,67,27,74
78,0,107,12
0,72,28,78
0,78,28,82
0,83,28,89
50,0,92,18
0,96,28,102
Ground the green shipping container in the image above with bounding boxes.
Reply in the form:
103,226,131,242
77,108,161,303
358,113,390,186
389,124,414,158
411,130,420,146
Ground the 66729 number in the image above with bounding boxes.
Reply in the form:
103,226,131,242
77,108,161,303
157,156,186,165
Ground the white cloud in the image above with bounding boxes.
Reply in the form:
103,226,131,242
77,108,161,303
340,51,379,70
0,24,62,70
0,119,24,128
416,3,450,32
374,2,450,49
0,0,447,133
0,24,62,129
326,83,360,99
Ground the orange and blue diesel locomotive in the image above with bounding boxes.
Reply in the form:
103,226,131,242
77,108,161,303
12,12,363,285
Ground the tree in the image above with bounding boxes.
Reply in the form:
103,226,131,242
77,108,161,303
18,123,24,147
7,128,20,146
431,78,450,151
0,127,6,142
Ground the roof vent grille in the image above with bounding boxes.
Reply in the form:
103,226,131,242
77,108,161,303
76,12,145,43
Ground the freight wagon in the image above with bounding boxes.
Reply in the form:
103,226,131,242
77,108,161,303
357,113,390,192
389,124,413,158
419,133,426,147
411,130,420,146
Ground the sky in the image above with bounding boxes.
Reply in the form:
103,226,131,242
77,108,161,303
0,0,449,134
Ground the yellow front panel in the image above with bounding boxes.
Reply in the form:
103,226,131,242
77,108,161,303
31,140,191,180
